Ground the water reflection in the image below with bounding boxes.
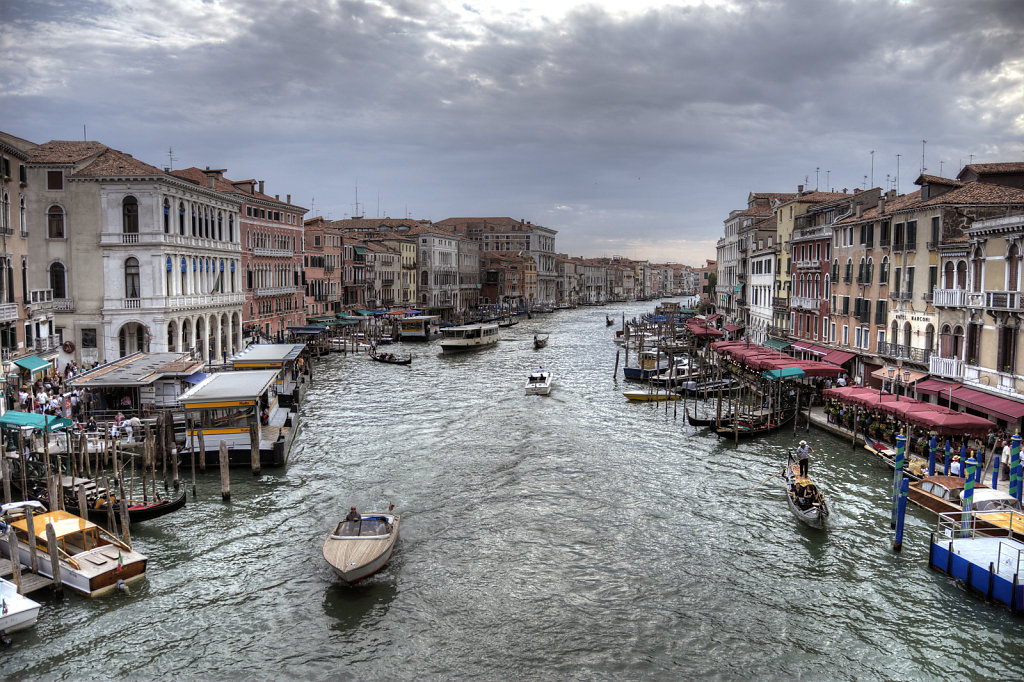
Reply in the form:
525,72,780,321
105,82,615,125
322,571,398,631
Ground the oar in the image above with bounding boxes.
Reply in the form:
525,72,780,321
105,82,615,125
749,466,787,490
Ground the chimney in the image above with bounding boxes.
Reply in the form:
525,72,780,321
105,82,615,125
207,175,215,189
275,194,279,200
286,194,291,204
259,180,265,194
878,197,886,215
797,184,804,193
855,205,862,218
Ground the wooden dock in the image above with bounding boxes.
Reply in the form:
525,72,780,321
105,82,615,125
0,557,54,594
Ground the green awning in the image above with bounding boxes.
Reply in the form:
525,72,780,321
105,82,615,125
733,283,744,294
13,355,51,375
355,310,374,316
353,246,367,255
0,412,73,431
327,319,360,326
765,338,791,351
762,367,806,381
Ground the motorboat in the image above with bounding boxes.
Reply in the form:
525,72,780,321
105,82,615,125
0,576,41,635
908,477,1024,538
783,455,830,529
439,323,500,352
322,511,401,583
0,501,147,597
623,389,680,402
525,370,552,395
622,350,672,381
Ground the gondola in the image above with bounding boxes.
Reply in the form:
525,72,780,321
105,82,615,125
782,454,830,529
713,411,794,439
606,316,614,326
84,489,187,524
533,334,548,349
369,351,412,365
686,411,717,427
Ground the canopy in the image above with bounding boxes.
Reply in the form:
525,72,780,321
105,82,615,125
823,387,994,435
733,283,743,294
13,355,51,375
0,412,73,431
870,366,928,385
722,324,744,333
763,367,805,381
951,385,1024,422
822,349,856,366
791,341,828,356
765,338,791,351
915,378,958,397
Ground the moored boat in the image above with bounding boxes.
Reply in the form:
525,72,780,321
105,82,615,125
440,323,500,352
686,411,717,427
0,501,147,597
0,576,41,635
84,489,187,524
783,455,830,529
322,511,400,583
909,477,1024,538
623,389,680,402
713,411,794,439
525,370,552,395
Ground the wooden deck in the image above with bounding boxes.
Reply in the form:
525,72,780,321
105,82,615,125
0,558,54,594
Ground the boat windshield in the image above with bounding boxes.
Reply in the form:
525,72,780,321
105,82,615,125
975,497,1023,512
339,516,392,537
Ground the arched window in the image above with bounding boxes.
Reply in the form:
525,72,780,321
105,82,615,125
0,191,8,232
858,257,866,283
940,324,953,358
972,247,984,291
952,325,965,359
891,321,899,347
122,196,139,233
19,196,26,235
956,260,967,289
49,262,66,298
228,215,234,242
880,256,890,285
814,274,821,299
179,202,186,235
903,322,912,348
943,261,955,289
866,257,873,284
824,274,830,300
191,206,197,236
47,205,65,239
421,271,428,286
125,257,140,298
217,213,223,240
925,324,935,353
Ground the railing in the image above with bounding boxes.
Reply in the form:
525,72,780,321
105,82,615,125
252,247,293,258
926,241,937,250
922,292,933,303
796,259,820,269
737,273,747,282
99,232,242,252
933,288,966,307
772,296,789,311
51,297,74,312
930,355,964,380
889,291,901,300
108,292,245,310
964,364,1024,400
985,290,1023,311
767,325,789,337
0,302,18,323
878,342,932,364
34,337,58,352
30,289,52,304
791,296,818,310
121,233,139,244
880,238,890,247
123,297,141,309
255,286,297,298
892,242,904,252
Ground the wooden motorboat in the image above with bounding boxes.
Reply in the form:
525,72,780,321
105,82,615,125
0,576,41,635
623,389,680,402
0,501,147,597
909,477,1024,538
864,441,926,481
783,455,830,529
525,370,552,396
84,489,187,524
533,334,549,349
322,511,400,583
369,351,412,365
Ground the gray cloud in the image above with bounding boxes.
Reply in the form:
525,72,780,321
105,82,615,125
2,0,1021,264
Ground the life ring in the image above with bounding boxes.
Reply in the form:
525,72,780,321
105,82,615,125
62,341,75,354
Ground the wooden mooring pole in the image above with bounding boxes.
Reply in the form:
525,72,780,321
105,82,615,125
45,522,63,594
219,441,231,501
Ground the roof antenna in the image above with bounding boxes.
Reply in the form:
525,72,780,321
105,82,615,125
167,147,177,170
83,124,87,141
921,139,927,175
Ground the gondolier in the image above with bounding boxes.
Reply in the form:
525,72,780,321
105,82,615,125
796,440,814,477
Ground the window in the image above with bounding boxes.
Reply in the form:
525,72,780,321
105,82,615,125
878,329,886,349
893,267,901,295
931,216,940,245
49,262,66,298
122,196,139,233
125,257,140,298
163,198,170,233
928,266,938,296
875,299,887,325
1008,245,1020,292
179,202,186,234
880,257,889,285
82,328,97,348
906,220,917,248
855,327,863,348
842,325,849,345
906,267,915,295
47,205,65,238
831,322,836,342
842,296,849,315
47,170,63,190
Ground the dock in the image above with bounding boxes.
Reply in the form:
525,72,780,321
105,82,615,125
0,557,54,595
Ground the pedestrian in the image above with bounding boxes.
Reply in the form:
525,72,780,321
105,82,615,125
796,439,814,477
950,455,962,477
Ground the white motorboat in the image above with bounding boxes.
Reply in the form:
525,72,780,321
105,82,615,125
322,511,400,583
0,576,41,635
1,501,147,597
525,370,552,395
439,322,500,352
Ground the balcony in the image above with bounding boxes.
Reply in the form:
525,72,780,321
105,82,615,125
796,259,820,269
880,238,890,247
889,291,901,300
107,292,245,311
768,325,789,337
252,247,293,258
791,296,819,311
29,289,52,304
878,342,932,365
34,337,59,353
99,231,242,253
891,242,904,252
255,285,298,298
930,355,964,380
984,290,1023,311
933,288,966,307
772,296,789,311
964,364,1024,399
0,302,18,323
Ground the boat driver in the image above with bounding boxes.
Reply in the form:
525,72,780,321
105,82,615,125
345,506,361,523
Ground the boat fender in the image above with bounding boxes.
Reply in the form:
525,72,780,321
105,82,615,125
115,579,130,595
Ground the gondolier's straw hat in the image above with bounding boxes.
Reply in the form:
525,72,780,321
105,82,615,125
800,440,807,445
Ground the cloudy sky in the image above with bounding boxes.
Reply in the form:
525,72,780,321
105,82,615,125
2,0,1022,265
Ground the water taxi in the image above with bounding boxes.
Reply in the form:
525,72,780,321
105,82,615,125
623,350,672,381
399,315,441,341
322,511,400,583
0,576,41,635
1,501,147,597
439,322,499,352
525,370,552,395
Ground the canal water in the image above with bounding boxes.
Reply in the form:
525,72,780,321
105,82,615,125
4,302,1024,679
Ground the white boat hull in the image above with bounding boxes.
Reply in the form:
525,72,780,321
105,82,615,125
0,578,40,633
323,513,400,584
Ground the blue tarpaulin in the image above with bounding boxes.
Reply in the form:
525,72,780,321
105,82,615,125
183,372,209,385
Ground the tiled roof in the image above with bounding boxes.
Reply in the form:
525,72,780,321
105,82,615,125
916,182,1024,208
836,190,923,223
916,174,962,186
27,140,108,164
959,162,1024,176
172,167,304,208
328,217,427,231
72,147,166,177
751,192,797,203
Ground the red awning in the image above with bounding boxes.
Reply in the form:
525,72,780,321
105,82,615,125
707,314,721,321
722,323,744,333
950,385,1024,422
822,349,855,366
790,341,829,356
915,378,959,397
